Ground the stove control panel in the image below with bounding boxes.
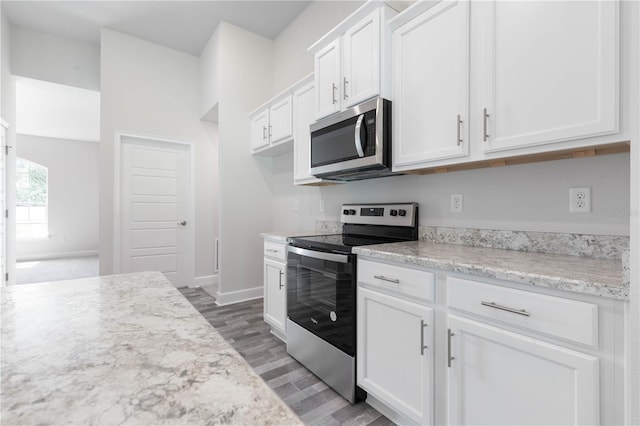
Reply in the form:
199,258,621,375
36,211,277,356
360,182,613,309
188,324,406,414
340,203,418,227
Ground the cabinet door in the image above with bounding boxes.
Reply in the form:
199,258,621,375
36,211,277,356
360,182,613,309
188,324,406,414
343,9,381,108
293,81,322,185
448,315,599,425
478,0,618,153
314,39,342,119
269,95,293,144
250,109,270,152
264,258,286,335
357,286,433,425
392,0,469,171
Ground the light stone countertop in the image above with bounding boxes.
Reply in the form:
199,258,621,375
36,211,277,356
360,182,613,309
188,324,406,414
1,271,302,425
354,241,628,300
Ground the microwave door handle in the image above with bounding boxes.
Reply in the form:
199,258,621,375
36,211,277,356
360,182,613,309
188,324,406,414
354,114,365,157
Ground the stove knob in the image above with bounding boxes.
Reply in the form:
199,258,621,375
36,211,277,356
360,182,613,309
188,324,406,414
349,209,356,215
398,209,407,217
343,209,349,215
390,209,398,216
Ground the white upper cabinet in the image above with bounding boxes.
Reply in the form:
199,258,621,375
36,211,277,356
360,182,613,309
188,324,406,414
293,79,323,185
478,0,619,153
391,0,470,170
269,96,293,145
250,108,270,152
343,10,381,108
310,4,398,120
315,39,342,119
389,0,620,172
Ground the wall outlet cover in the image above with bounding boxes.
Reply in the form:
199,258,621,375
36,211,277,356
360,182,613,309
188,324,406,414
451,194,463,213
569,187,591,213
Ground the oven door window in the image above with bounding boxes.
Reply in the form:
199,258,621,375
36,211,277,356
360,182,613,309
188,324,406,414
287,249,355,356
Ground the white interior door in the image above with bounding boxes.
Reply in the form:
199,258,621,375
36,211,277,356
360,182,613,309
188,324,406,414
120,136,193,287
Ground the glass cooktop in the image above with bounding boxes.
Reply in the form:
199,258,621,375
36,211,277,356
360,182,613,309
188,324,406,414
287,234,401,254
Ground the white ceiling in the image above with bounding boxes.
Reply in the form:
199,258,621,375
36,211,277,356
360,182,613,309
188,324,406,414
2,1,313,56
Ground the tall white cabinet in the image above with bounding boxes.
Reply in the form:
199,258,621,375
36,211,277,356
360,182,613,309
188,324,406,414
293,78,322,185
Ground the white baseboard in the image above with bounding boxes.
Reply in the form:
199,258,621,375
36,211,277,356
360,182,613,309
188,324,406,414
215,285,263,306
365,394,417,426
192,274,218,287
17,250,99,262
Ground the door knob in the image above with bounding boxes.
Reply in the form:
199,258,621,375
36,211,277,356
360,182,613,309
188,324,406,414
178,221,187,226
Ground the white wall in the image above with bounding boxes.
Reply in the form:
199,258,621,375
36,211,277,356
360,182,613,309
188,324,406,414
100,29,216,283
272,1,363,93
10,25,100,91
16,134,99,260
203,21,273,303
15,77,100,142
199,25,221,120
272,152,630,235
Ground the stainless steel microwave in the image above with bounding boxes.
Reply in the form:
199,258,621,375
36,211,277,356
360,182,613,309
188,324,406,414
309,97,396,181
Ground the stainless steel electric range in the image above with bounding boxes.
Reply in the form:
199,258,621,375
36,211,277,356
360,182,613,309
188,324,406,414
286,203,419,403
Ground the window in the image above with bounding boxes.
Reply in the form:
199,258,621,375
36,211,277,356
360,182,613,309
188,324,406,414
16,158,48,239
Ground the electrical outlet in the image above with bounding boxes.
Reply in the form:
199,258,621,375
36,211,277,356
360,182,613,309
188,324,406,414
451,194,463,213
569,187,591,213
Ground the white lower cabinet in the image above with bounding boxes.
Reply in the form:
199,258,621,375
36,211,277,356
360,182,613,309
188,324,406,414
356,257,624,425
447,315,599,426
263,242,287,341
357,286,434,425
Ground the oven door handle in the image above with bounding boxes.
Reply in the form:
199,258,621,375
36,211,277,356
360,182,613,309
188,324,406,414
287,246,350,264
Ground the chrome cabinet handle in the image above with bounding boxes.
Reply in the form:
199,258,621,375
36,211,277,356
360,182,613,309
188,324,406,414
279,271,284,289
262,126,267,140
448,328,455,368
269,124,272,138
457,114,463,146
343,77,349,99
332,83,337,104
483,108,490,142
178,221,187,226
354,114,365,157
373,275,399,284
265,249,279,253
481,301,531,317
420,320,428,355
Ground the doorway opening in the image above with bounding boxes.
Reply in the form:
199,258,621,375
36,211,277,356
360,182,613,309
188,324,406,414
11,77,100,285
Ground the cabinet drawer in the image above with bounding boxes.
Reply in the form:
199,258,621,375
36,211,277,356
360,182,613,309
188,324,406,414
358,259,435,302
264,241,287,261
447,277,598,347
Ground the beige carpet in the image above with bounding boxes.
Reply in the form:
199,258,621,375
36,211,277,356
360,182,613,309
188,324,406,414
15,256,99,285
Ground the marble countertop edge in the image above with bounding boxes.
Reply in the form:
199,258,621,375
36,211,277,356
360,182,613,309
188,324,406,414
354,243,628,301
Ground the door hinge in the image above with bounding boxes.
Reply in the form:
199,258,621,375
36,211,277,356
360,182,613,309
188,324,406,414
5,272,8,281
4,145,8,156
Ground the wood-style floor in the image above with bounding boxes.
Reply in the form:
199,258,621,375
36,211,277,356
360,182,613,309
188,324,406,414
179,287,393,426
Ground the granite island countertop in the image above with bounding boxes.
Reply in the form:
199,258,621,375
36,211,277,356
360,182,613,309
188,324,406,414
1,271,301,425
354,241,628,300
